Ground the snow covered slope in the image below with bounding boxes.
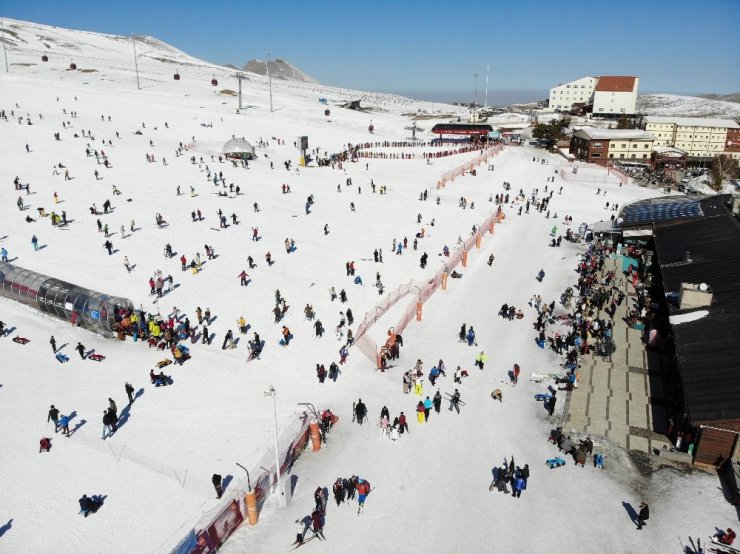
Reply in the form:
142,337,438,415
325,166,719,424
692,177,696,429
638,93,740,119
0,17,736,554
242,58,319,84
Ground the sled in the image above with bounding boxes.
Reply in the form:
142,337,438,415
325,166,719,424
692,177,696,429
154,375,173,387
155,358,172,369
55,352,70,363
13,336,30,344
534,393,553,401
546,457,566,469
88,354,106,362
593,453,604,468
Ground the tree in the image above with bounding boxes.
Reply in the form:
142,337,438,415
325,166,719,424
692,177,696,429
532,117,571,147
709,154,739,191
616,116,635,129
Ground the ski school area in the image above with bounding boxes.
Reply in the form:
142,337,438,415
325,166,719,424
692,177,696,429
0,54,737,554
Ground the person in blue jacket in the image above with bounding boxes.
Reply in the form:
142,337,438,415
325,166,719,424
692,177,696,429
512,475,526,498
466,326,476,346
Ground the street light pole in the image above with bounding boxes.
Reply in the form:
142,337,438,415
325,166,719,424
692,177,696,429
131,35,140,90
266,50,273,113
265,384,283,506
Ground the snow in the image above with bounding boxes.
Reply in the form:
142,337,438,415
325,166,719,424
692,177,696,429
0,17,736,554
637,94,740,119
669,310,709,325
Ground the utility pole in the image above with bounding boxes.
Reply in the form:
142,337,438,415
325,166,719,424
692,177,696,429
473,73,479,109
267,50,273,113
1,19,9,73
132,35,140,90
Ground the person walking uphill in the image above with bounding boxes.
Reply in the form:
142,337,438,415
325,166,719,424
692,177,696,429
449,389,462,414
125,382,135,404
354,399,367,424
48,405,60,432
212,474,223,499
75,342,86,359
50,335,57,353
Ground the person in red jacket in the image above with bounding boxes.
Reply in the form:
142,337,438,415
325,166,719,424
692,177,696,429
356,479,371,513
398,412,409,434
180,255,187,271
311,509,325,540
718,528,736,545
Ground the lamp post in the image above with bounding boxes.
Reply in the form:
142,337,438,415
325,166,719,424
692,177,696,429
264,384,283,506
473,73,479,109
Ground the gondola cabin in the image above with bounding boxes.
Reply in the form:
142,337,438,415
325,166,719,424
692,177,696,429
211,77,218,86
42,55,48,62
69,62,77,70
174,73,181,81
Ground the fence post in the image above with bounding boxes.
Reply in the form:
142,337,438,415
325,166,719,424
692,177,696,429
416,302,422,321
475,234,482,248
462,251,468,267
489,220,495,234
245,490,258,526
441,271,448,290
309,421,321,452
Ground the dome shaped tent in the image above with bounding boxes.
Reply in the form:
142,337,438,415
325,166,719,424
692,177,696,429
222,137,255,160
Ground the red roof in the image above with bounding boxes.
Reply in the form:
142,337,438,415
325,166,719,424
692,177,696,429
595,76,637,92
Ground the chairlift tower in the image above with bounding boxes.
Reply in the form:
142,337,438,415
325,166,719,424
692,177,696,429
235,72,248,111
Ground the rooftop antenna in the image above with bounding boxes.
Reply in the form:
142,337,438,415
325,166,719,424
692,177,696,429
267,50,273,113
484,63,489,109
1,19,9,73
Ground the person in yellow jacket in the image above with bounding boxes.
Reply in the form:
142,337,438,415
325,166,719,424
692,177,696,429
237,316,248,334
474,351,487,370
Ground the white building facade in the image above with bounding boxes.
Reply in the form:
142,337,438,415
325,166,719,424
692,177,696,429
642,116,740,159
592,76,639,117
548,76,597,111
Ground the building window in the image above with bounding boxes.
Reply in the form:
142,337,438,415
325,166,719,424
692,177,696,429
631,154,636,158
644,144,649,149
609,154,614,158
642,154,648,158
621,144,626,148
593,142,602,148
620,154,625,158
591,153,601,158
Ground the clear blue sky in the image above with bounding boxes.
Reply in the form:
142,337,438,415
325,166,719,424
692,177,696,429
3,0,739,103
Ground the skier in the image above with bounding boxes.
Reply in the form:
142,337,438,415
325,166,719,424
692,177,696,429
212,474,223,499
354,399,367,424
311,509,325,540
449,389,462,414
294,520,305,546
356,479,371,513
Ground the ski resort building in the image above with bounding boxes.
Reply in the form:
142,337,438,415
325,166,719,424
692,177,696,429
570,128,655,166
641,116,740,163
548,76,598,112
592,76,639,118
